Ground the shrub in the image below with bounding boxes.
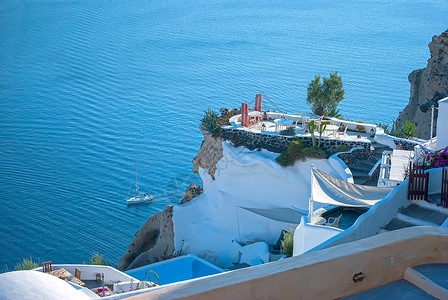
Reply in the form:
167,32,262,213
275,151,292,167
276,141,326,167
322,120,331,125
355,124,364,132
423,146,448,169
14,256,39,271
336,145,349,152
399,121,416,140
279,127,296,136
201,109,221,137
301,147,326,159
86,252,110,266
286,141,302,157
280,231,294,257
327,107,343,119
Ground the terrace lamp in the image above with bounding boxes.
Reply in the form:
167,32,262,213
370,128,376,138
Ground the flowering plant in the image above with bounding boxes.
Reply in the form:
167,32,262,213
422,146,448,169
92,286,113,297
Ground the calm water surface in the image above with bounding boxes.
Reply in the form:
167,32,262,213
0,0,447,268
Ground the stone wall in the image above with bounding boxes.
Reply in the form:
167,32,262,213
392,139,419,151
336,147,374,165
221,128,371,154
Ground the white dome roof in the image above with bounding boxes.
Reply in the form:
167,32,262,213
0,270,92,300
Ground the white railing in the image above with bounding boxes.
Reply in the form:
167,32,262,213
32,264,137,285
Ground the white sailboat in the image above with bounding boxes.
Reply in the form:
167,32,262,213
126,160,153,204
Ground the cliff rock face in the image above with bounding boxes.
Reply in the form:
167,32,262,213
117,205,174,271
192,125,224,180
180,184,203,205
396,30,448,139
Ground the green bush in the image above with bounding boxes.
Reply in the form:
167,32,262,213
300,147,326,159
275,151,292,167
276,141,326,167
336,145,349,152
279,127,296,136
280,231,294,257
399,121,416,140
201,109,222,137
327,107,343,119
85,252,110,266
14,256,39,271
286,140,302,157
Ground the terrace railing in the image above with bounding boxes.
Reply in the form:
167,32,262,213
407,162,429,201
442,167,448,207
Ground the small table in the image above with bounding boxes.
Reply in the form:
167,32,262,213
248,111,261,126
274,118,293,132
50,268,85,286
323,125,339,137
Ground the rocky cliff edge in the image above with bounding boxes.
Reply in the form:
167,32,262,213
396,29,448,139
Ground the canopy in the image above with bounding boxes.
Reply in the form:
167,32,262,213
311,167,392,207
241,207,306,224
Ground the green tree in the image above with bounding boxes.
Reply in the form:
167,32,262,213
306,71,344,116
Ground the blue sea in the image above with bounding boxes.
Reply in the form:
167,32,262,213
0,0,446,269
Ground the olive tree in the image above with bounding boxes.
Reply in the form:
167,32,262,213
306,71,344,116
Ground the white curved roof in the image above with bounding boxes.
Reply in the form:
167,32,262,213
0,270,91,300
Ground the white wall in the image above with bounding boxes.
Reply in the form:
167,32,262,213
293,216,342,256
436,97,448,150
306,168,443,252
173,142,349,268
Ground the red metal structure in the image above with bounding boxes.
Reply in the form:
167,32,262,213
241,102,248,127
255,94,262,112
442,167,448,207
407,162,429,201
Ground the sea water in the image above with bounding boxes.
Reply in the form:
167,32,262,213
0,0,447,269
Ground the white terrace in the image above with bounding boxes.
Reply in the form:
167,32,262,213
227,111,378,142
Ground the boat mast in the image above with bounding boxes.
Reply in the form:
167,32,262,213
135,159,138,196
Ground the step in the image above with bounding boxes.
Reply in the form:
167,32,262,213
351,170,369,178
396,213,438,227
405,266,448,299
382,217,416,232
348,164,372,172
354,177,368,185
359,159,377,168
364,180,378,187
399,204,448,225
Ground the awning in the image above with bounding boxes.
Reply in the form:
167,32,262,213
241,207,306,224
311,167,393,207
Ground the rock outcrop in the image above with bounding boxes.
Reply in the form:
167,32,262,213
180,184,203,205
396,30,448,139
192,125,224,180
117,205,175,271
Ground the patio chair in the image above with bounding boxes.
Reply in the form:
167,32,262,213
75,267,82,280
302,116,310,130
325,214,342,228
338,127,347,137
42,261,52,273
